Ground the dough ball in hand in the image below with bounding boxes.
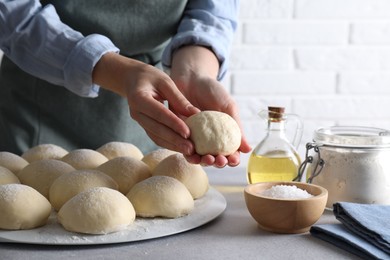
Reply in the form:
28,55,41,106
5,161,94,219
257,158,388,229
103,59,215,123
97,156,151,194
58,187,136,235
126,176,194,218
0,184,51,230
185,111,241,156
21,144,68,163
61,149,108,170
0,151,29,174
141,149,177,171
49,169,118,211
17,159,75,199
0,166,20,185
152,154,209,199
97,142,143,160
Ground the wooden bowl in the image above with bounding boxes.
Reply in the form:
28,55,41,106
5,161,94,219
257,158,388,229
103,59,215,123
244,182,328,234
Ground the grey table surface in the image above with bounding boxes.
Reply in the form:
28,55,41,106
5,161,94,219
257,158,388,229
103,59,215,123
0,167,359,260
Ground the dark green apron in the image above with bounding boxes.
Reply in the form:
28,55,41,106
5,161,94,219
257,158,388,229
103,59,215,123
0,0,187,155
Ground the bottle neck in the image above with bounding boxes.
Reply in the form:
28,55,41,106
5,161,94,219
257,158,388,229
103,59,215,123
268,120,285,131
267,119,288,139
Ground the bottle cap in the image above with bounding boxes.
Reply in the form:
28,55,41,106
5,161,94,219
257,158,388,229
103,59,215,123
268,106,285,121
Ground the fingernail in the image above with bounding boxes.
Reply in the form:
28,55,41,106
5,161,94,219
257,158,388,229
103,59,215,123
180,144,191,156
187,105,200,114
181,131,189,139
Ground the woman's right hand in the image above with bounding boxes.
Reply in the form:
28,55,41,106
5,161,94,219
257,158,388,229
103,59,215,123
92,52,199,156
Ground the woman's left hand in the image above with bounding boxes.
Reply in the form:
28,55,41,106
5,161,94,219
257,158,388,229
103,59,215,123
170,46,252,168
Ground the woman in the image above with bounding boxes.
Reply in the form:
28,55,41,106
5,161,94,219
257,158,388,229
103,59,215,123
0,0,251,167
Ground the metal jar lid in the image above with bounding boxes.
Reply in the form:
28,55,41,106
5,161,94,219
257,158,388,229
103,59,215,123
313,126,390,148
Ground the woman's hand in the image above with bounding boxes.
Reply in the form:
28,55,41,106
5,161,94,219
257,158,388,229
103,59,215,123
170,46,252,168
92,52,200,155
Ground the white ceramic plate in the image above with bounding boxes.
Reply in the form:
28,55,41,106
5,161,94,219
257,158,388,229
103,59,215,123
0,187,226,245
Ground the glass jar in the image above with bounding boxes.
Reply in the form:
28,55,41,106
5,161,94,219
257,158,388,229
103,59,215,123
305,126,390,208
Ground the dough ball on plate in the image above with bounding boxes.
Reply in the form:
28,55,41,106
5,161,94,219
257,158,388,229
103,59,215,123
0,151,29,174
97,156,151,194
21,144,68,163
126,176,194,218
58,187,135,235
97,142,143,160
141,149,177,171
185,111,241,156
49,169,118,211
61,149,108,170
17,159,75,199
152,153,209,199
0,166,20,185
0,184,51,230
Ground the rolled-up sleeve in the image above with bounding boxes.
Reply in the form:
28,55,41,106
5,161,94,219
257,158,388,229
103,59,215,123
162,0,239,81
0,0,119,97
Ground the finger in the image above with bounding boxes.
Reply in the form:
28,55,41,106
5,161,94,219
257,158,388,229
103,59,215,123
131,94,191,139
227,151,240,167
158,78,200,117
213,155,228,168
137,114,195,156
146,131,193,156
184,154,202,164
200,154,216,166
239,136,252,153
223,101,252,154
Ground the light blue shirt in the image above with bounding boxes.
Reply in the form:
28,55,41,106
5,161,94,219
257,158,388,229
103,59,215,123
0,0,238,98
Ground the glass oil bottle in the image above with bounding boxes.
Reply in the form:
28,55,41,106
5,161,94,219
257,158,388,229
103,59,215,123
247,107,303,183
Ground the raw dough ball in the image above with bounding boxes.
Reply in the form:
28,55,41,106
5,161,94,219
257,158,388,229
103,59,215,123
21,144,68,163
152,153,209,199
0,184,51,230
141,149,177,171
0,151,29,174
61,149,108,170
58,187,135,235
49,169,118,211
0,166,20,185
97,142,143,160
17,159,75,199
185,111,241,156
126,176,194,218
97,156,151,194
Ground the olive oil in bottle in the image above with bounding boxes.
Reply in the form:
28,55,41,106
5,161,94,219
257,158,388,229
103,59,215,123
247,107,302,184
247,152,301,183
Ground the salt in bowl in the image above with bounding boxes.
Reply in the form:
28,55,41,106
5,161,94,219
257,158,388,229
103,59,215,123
244,181,328,234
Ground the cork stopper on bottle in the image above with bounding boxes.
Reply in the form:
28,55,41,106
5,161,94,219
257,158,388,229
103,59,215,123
268,106,285,121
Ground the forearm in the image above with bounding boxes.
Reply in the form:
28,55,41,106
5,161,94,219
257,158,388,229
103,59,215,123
0,1,118,98
92,52,147,97
170,46,219,84
162,0,239,81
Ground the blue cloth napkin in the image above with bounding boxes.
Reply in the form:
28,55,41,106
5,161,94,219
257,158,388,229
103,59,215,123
311,224,389,259
310,202,390,260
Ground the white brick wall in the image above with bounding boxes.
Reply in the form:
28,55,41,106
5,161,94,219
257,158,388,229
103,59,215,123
230,0,390,166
